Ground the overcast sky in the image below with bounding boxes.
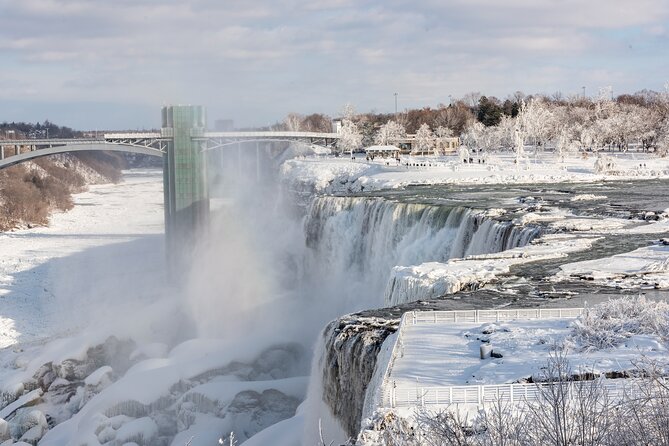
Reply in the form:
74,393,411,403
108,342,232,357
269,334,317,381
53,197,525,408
1,0,668,130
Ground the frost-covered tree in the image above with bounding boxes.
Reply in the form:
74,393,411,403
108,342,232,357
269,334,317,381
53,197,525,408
461,121,484,152
433,126,454,155
284,113,303,132
342,103,356,121
336,103,363,158
413,123,434,155
513,104,527,165
374,120,406,146
520,98,555,154
338,119,363,158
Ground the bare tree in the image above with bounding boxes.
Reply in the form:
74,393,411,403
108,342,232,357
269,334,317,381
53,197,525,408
524,349,616,446
415,408,474,446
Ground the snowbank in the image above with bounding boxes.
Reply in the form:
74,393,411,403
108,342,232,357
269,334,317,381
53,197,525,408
556,243,669,289
385,234,601,305
280,153,669,193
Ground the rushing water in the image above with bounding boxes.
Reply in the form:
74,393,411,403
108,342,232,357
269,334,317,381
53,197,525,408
302,196,540,312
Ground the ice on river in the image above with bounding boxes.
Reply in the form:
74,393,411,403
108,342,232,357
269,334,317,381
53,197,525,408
0,169,166,349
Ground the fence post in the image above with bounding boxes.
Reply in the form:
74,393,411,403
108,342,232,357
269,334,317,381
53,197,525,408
478,386,482,405
475,310,479,323
510,385,514,403
449,386,453,404
559,309,563,318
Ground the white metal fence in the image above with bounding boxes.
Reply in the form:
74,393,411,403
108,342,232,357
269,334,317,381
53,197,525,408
379,307,597,409
383,379,643,408
409,307,585,325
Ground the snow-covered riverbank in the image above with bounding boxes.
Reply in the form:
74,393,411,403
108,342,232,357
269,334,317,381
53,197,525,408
282,153,669,194
0,169,166,350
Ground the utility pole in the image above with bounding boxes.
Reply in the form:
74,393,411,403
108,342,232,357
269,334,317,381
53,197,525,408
394,92,398,116
582,86,586,99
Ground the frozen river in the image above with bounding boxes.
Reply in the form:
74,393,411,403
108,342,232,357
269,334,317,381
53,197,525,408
0,169,165,348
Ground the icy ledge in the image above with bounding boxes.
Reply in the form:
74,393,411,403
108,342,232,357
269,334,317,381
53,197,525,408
384,234,601,306
555,243,669,290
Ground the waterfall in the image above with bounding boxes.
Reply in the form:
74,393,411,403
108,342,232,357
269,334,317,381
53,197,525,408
302,196,542,440
303,196,540,310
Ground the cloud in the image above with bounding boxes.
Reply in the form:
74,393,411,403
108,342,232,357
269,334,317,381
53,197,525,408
0,0,667,129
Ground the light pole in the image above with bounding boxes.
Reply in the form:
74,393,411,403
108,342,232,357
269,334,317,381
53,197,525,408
394,92,398,115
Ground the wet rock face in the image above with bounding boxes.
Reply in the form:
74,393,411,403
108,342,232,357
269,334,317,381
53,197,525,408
192,343,308,383
322,315,399,438
228,389,301,440
52,336,136,383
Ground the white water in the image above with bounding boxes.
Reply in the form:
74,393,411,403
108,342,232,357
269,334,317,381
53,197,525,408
303,196,540,312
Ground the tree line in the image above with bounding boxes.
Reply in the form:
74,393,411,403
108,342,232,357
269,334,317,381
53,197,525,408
0,120,82,139
279,86,669,157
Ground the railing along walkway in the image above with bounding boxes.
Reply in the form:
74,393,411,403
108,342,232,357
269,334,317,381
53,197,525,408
378,307,630,408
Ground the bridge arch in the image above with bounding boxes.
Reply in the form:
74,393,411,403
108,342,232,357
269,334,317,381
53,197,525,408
0,143,163,170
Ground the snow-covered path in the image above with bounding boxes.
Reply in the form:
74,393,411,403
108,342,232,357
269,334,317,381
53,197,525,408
0,169,165,349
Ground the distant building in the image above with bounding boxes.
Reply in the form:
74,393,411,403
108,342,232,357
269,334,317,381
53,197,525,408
365,145,401,158
214,119,234,131
436,137,460,154
1,130,17,140
399,135,461,155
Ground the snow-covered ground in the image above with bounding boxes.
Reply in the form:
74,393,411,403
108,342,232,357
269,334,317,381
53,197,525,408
388,314,663,390
0,169,311,445
281,152,669,194
371,297,669,420
4,154,669,444
556,244,669,289
0,169,166,349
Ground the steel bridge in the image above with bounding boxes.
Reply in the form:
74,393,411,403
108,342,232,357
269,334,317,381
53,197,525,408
0,106,340,270
0,130,339,170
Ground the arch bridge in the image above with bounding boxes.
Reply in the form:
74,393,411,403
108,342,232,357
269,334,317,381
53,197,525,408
0,106,340,269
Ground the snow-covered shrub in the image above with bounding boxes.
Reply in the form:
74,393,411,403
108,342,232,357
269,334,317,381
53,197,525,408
571,296,669,351
593,154,617,174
